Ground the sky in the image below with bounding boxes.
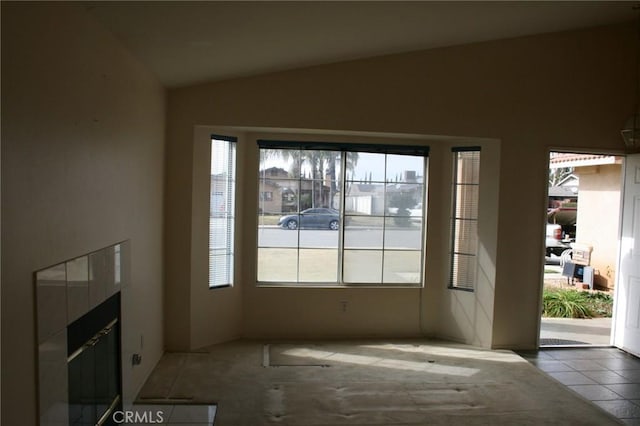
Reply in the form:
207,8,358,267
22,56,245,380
258,150,425,183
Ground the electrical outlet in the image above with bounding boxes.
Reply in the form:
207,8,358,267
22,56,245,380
132,353,142,366
340,301,348,312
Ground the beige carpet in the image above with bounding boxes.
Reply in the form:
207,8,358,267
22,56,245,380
137,339,620,425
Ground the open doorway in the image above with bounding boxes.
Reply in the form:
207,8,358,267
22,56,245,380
540,151,624,347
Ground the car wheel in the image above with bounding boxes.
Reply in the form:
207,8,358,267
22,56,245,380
286,219,298,230
329,220,339,230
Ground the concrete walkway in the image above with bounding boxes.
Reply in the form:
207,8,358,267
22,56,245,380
540,317,612,346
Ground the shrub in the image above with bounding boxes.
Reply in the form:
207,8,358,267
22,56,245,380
584,291,614,318
543,289,593,318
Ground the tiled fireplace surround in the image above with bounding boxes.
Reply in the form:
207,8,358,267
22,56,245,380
36,242,130,426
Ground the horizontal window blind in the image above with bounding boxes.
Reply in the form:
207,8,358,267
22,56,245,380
209,136,236,288
257,139,429,157
450,148,480,290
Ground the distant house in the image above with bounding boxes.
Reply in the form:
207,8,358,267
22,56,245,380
345,172,423,216
258,167,332,214
210,173,230,216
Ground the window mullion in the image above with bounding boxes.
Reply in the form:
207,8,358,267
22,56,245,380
296,159,302,283
380,154,388,285
338,152,346,285
256,142,428,287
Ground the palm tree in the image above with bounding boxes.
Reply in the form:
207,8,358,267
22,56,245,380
261,147,358,209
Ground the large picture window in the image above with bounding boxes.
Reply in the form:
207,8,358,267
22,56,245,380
257,141,428,286
209,136,236,288
449,148,481,290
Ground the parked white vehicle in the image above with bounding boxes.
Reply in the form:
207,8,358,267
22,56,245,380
409,203,423,223
388,203,423,222
546,223,570,256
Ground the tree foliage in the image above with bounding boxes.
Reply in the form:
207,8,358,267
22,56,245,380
549,167,574,187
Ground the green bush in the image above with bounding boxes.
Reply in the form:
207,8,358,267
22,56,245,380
543,289,593,318
542,288,614,318
584,291,614,318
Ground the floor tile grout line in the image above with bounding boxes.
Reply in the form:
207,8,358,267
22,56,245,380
521,347,640,423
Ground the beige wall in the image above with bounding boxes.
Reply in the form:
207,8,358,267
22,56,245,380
189,127,244,349
1,4,166,424
177,126,497,348
575,164,623,289
166,22,635,351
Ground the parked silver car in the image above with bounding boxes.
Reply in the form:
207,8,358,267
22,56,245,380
278,208,340,230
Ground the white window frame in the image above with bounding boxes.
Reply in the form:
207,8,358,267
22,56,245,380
449,147,481,291
208,135,237,289
256,140,429,287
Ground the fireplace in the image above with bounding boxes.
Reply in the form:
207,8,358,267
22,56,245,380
67,293,122,426
36,242,128,426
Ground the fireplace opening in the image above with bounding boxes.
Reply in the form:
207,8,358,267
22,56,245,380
67,293,122,426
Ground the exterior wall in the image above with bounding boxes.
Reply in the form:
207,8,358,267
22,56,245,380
166,22,635,351
575,164,622,289
1,4,166,425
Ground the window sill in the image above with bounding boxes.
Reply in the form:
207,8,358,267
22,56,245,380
209,284,232,290
256,282,423,289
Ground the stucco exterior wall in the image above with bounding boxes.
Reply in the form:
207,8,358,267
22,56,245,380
575,164,623,289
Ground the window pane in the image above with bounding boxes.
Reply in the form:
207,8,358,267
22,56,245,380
385,184,423,218
453,219,478,254
259,177,299,218
386,154,424,183
210,218,232,249
344,216,383,249
455,184,479,218
348,152,386,183
343,250,383,283
344,181,385,216
260,149,301,177
209,138,235,288
257,248,298,282
450,149,480,290
384,218,422,250
455,151,480,184
383,251,422,283
300,228,339,248
256,143,428,287
257,225,298,248
299,249,338,282
451,254,477,290
210,254,232,285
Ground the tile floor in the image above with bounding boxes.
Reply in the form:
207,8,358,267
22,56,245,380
519,347,640,425
127,403,216,425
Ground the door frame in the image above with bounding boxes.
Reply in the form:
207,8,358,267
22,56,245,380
539,148,626,348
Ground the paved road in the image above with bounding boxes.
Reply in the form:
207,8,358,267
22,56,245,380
256,227,422,250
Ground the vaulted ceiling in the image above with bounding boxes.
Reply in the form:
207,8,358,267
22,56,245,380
86,1,636,88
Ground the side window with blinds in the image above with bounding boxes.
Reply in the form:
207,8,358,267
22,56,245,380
209,136,237,288
449,148,480,291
